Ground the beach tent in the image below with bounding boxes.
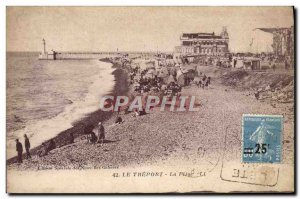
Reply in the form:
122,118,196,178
154,60,159,68
167,75,176,84
133,83,140,89
192,76,201,85
148,69,157,75
140,62,148,70
186,65,196,71
158,67,169,78
181,66,197,79
161,84,167,91
169,67,177,77
158,67,170,84
177,73,185,86
174,63,181,68
133,74,142,81
133,59,149,70
145,61,156,69
165,59,173,65
176,69,183,79
144,69,157,78
173,55,183,64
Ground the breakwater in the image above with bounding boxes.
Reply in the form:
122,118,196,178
39,52,120,60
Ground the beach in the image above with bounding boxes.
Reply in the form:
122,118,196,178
7,60,294,169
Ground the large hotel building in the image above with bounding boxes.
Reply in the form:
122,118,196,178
175,27,229,56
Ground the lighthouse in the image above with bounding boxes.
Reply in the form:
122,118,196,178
39,39,55,60
42,38,46,54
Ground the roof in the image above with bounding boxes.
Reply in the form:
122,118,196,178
182,32,222,39
243,57,261,61
255,27,292,34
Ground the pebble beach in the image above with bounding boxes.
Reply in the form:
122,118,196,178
7,60,294,170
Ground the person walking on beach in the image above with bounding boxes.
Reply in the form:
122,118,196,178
233,58,237,68
15,139,23,163
115,116,123,124
207,77,211,85
97,122,105,145
285,59,289,70
24,134,31,159
48,139,56,151
205,80,209,89
272,63,276,72
69,132,74,144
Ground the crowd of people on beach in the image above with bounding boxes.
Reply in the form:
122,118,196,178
125,56,213,98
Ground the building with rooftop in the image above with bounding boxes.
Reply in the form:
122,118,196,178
174,27,229,56
256,26,294,58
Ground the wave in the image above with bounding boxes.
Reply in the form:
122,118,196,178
7,60,115,159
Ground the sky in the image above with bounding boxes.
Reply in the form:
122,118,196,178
7,7,294,53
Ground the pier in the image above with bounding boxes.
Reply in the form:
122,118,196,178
38,39,125,60
39,51,122,60
38,39,157,60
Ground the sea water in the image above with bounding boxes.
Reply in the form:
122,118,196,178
6,52,115,158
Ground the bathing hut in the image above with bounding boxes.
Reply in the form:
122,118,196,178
243,58,261,70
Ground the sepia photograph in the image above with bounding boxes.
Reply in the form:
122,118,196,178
5,6,295,193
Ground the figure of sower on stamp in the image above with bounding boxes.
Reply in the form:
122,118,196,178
249,120,275,161
243,115,282,163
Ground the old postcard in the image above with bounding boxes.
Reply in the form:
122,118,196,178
6,6,295,193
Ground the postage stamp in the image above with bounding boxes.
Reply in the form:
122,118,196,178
242,114,283,163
